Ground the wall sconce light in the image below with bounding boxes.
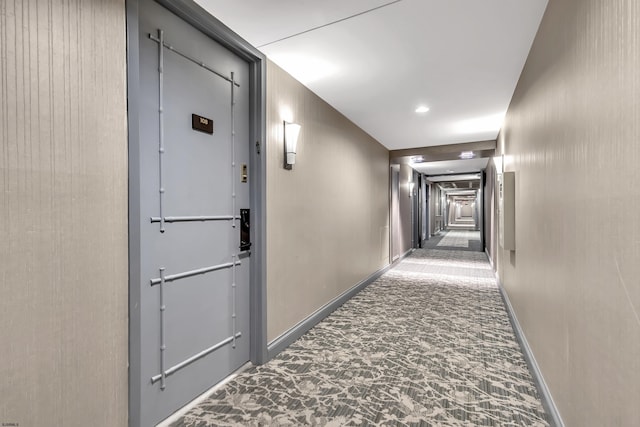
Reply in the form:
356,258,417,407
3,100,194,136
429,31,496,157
283,121,301,170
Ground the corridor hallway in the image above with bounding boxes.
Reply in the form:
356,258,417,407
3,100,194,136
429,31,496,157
168,230,548,426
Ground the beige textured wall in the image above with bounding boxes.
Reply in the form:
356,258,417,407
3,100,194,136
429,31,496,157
0,1,128,426
266,61,390,341
494,0,640,424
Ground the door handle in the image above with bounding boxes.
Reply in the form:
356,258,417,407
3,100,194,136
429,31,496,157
240,209,251,251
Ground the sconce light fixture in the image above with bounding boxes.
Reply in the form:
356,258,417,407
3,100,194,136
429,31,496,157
283,121,301,170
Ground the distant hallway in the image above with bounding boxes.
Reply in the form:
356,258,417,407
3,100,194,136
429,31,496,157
169,230,548,426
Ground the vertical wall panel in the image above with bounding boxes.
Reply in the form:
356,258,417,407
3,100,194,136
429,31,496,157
398,163,413,255
483,161,496,262
266,61,389,341
494,0,640,424
0,1,128,426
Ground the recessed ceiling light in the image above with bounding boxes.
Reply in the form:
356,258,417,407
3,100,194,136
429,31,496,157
415,106,430,113
460,151,475,159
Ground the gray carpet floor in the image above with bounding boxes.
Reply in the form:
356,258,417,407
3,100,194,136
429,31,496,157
423,229,483,252
169,231,548,426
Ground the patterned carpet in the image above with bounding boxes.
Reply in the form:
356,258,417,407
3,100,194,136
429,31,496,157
169,231,548,426
425,229,483,252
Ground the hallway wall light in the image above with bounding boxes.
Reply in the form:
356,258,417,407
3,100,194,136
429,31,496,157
283,121,301,170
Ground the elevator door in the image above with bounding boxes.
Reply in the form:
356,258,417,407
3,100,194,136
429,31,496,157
135,1,251,425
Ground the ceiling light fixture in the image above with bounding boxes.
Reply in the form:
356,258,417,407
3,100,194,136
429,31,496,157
460,151,475,159
415,106,430,113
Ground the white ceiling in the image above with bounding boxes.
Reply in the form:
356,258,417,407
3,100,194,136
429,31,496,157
412,158,489,176
195,0,548,150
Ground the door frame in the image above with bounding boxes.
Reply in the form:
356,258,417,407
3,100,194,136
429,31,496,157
126,0,267,425
389,165,401,262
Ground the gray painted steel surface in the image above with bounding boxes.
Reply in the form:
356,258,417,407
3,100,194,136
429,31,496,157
134,1,251,424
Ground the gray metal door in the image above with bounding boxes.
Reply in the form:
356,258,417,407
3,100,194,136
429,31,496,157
135,1,251,425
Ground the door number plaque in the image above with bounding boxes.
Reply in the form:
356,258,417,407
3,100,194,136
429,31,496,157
192,114,214,134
